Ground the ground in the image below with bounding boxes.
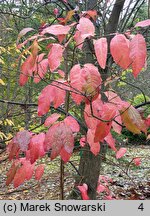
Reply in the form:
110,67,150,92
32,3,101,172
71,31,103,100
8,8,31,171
0,144,150,200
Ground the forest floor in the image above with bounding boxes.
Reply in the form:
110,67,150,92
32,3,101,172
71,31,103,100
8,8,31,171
0,144,150,200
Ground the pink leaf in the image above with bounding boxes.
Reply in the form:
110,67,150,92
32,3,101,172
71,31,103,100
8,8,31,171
7,139,20,160
94,104,116,142
104,133,117,151
80,137,86,147
87,129,100,155
94,38,108,69
33,59,49,83
13,159,34,187
64,116,80,132
77,17,95,39
135,19,150,28
112,112,122,134
41,24,70,36
19,55,33,86
97,184,106,193
74,31,84,49
133,157,141,166
70,64,102,104
35,165,45,180
48,44,64,72
14,130,32,152
58,69,65,78
84,96,103,129
77,183,89,200
44,113,61,127
38,81,66,116
6,161,19,186
28,133,45,163
116,148,127,159
44,122,74,161
53,8,59,16
60,148,72,163
129,34,147,77
110,34,132,69
145,115,150,128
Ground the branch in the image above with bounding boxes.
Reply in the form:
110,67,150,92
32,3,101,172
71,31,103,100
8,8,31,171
0,99,87,132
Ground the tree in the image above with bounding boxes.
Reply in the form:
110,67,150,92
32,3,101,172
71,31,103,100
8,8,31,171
2,0,150,199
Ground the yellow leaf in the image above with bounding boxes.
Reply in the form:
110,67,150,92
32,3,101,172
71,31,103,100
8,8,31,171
0,79,5,85
0,58,5,64
19,127,25,131
121,105,147,134
0,131,7,139
64,10,75,24
6,119,14,126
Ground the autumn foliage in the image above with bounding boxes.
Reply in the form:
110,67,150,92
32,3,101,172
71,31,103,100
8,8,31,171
6,6,150,199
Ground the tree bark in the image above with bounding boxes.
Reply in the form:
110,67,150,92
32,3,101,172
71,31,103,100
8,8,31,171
69,0,126,200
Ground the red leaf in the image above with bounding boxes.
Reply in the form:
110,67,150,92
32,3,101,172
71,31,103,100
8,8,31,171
19,56,33,86
64,116,80,132
116,148,127,159
133,157,141,166
19,73,29,86
6,162,19,186
83,10,97,21
94,38,108,69
104,133,117,151
28,133,45,163
48,44,64,72
44,122,74,161
129,34,147,77
77,17,95,39
60,148,72,163
14,130,32,151
110,34,131,69
87,129,100,155
38,81,66,116
41,24,70,36
112,112,122,134
135,19,150,27
84,96,103,129
94,104,116,142
33,58,48,83
77,183,89,200
13,166,26,188
13,159,34,187
20,159,35,180
58,69,65,78
70,64,84,104
70,64,102,104
97,184,106,193
44,113,61,127
7,139,20,160
145,115,150,127
53,8,59,15
80,137,86,147
35,165,45,180
73,31,84,49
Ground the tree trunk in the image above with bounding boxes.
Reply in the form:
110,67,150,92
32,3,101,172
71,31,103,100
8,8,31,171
69,0,126,200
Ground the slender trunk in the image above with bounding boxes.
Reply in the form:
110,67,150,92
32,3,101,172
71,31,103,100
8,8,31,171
69,0,126,200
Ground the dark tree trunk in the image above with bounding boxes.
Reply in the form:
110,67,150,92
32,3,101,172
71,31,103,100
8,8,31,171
69,0,126,200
